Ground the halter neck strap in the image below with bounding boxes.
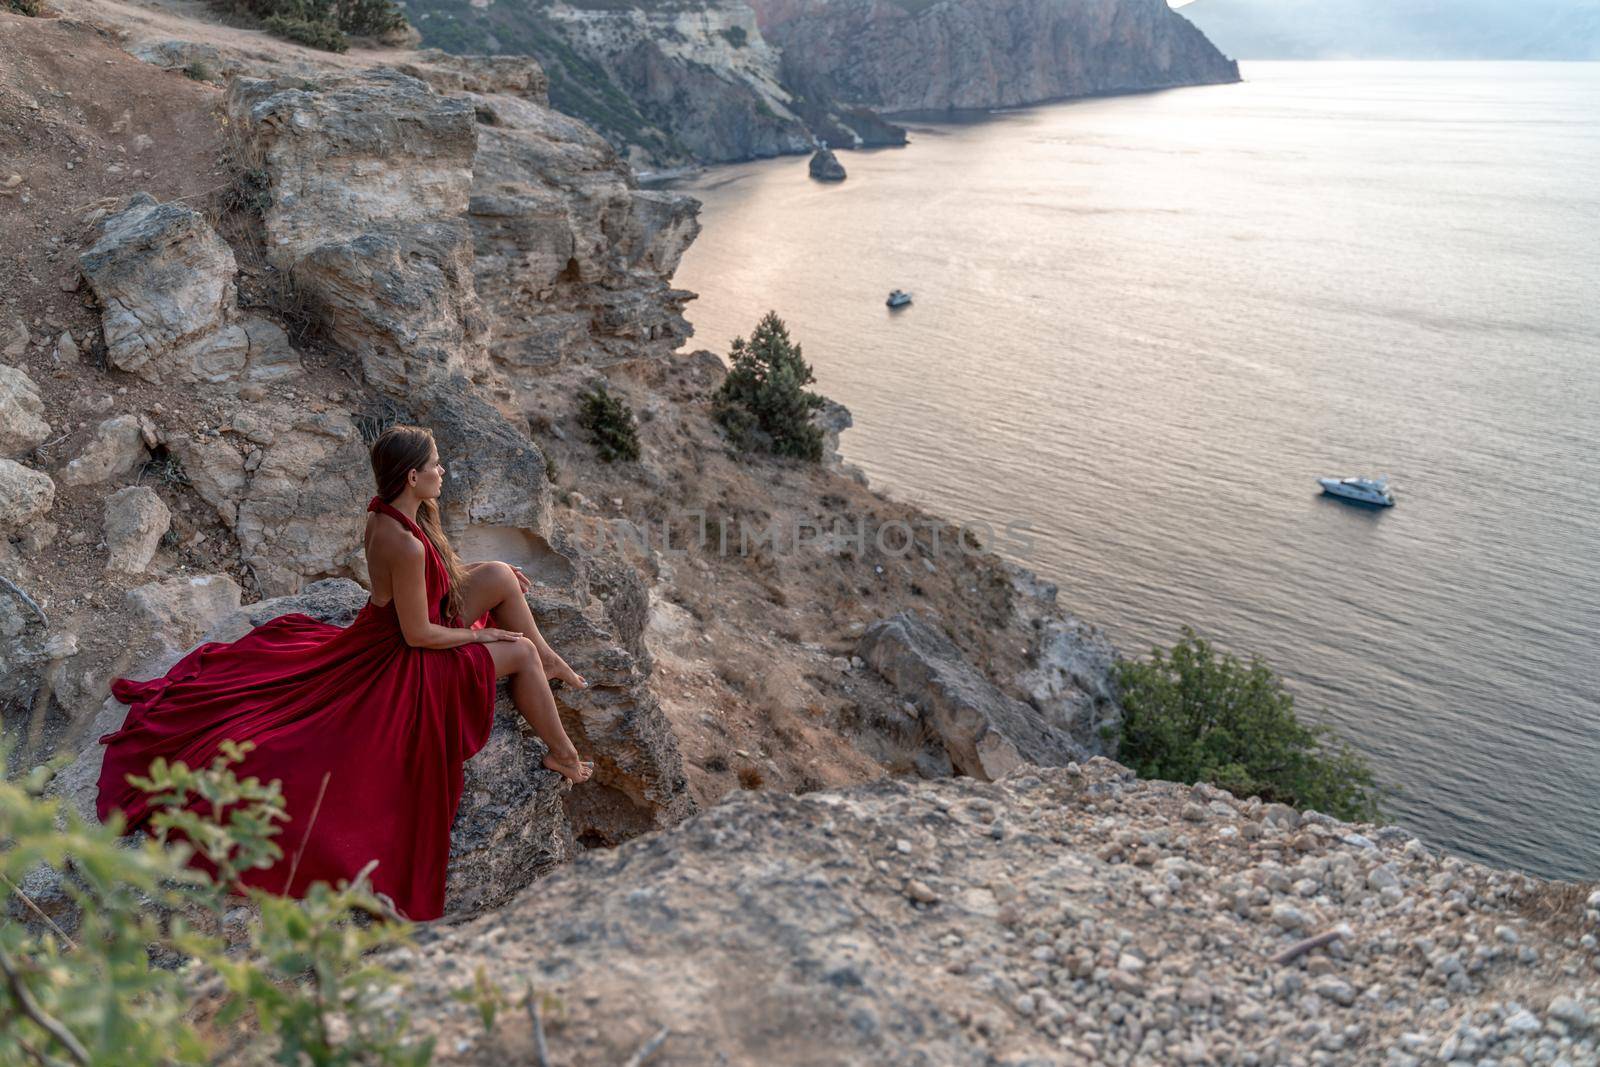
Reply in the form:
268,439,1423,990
368,495,425,540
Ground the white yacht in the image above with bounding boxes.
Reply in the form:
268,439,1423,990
886,289,912,307
1318,474,1395,507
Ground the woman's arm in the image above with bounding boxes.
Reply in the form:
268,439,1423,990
391,538,495,650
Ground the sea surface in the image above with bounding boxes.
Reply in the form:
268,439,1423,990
666,62,1600,881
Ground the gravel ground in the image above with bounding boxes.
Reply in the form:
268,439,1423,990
393,758,1600,1066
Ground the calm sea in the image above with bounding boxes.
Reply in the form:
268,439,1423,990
665,62,1600,882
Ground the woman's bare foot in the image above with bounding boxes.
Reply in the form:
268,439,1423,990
543,751,594,783
542,653,587,690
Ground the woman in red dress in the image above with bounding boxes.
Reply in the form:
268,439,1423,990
96,424,593,920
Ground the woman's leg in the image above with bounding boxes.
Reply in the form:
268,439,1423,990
484,636,592,783
459,562,585,688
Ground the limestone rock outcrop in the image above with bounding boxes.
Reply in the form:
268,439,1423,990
464,91,701,375
0,365,50,458
857,611,1090,779
1006,564,1122,756
226,70,491,393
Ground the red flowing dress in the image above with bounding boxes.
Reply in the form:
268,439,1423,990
96,495,498,920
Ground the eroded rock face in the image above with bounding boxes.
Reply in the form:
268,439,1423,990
291,221,490,394
857,611,1089,779
226,70,477,267
421,379,552,536
227,69,492,393
1005,564,1121,756
464,92,701,373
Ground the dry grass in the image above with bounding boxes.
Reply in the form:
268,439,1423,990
1511,878,1598,940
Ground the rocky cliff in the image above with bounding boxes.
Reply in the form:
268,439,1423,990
751,0,1240,114
407,0,905,170
407,0,1236,168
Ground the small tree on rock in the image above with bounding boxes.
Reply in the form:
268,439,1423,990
713,311,826,462
577,382,641,463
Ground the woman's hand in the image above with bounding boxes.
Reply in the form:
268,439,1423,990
509,565,531,594
476,627,523,644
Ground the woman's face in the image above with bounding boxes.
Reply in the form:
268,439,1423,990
411,447,446,500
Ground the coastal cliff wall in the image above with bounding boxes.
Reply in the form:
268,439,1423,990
750,0,1241,114
408,0,903,169
408,0,1235,167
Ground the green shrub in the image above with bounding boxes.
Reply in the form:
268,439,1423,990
1112,627,1381,822
263,13,350,51
713,311,826,462
4,0,43,15
719,25,748,48
577,382,641,463
0,740,478,1065
211,0,409,51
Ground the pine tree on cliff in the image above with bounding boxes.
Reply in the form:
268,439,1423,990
714,311,826,462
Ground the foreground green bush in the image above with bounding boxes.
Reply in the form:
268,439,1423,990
713,310,826,462
1112,627,1381,822
0,741,464,1065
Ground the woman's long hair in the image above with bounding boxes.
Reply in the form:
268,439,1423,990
370,425,469,623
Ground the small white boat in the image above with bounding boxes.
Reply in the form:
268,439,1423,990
886,289,912,308
1318,474,1395,507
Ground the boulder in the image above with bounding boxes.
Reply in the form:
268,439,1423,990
809,146,847,181
0,364,50,457
103,486,171,574
172,410,370,597
0,457,54,531
77,194,299,386
124,574,244,662
78,195,237,382
1,319,27,360
857,611,1089,780
59,414,151,487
